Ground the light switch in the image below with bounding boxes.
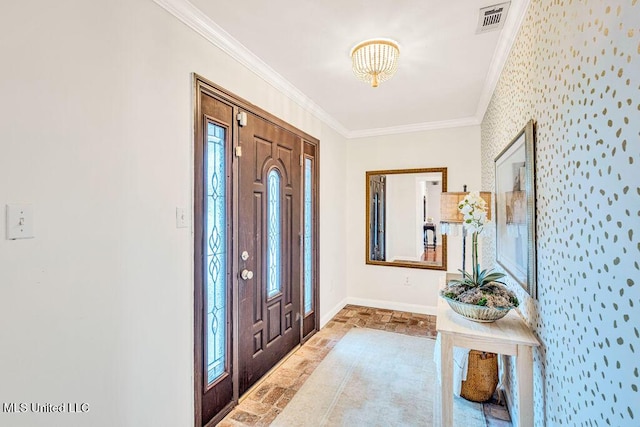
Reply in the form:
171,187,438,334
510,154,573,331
6,204,34,239
176,207,188,228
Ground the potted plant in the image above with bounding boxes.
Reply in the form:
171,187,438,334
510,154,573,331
440,191,519,322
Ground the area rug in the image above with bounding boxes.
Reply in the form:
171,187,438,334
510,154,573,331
272,328,486,426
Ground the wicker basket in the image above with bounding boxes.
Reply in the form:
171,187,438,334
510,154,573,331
461,350,499,402
441,295,511,322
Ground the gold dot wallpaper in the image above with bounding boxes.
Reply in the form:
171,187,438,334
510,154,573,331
481,0,639,425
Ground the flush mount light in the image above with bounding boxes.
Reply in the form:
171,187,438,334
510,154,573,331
350,38,400,88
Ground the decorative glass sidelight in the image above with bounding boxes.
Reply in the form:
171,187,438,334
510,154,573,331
303,158,313,315
206,122,227,384
267,170,282,298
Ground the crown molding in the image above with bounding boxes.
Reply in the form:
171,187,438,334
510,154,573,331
474,0,531,121
347,116,481,139
152,0,350,137
153,0,527,140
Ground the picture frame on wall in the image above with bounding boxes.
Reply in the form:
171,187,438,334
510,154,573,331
494,119,537,298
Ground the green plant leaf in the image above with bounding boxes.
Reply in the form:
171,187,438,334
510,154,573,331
483,272,507,282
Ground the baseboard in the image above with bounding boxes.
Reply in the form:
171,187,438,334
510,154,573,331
346,297,438,316
320,297,348,328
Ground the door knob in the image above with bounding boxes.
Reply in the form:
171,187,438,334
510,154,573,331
241,269,254,280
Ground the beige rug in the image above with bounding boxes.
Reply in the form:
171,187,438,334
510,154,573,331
272,328,486,427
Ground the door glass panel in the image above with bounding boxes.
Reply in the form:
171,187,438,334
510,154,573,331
267,169,281,298
303,158,313,315
206,122,226,384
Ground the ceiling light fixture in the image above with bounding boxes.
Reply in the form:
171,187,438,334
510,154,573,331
350,38,400,88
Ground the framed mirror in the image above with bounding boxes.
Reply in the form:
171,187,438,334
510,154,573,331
366,167,447,270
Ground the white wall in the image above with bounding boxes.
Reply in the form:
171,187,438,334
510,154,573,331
0,0,346,426
346,126,482,314
386,174,420,261
318,125,348,326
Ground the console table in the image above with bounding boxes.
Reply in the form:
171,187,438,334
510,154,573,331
435,298,540,427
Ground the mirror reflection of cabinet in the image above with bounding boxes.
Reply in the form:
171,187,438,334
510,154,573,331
365,168,447,270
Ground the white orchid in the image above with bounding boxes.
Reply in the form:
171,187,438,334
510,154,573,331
458,191,489,234
455,191,498,287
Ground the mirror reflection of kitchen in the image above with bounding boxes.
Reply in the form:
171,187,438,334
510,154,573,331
366,168,447,270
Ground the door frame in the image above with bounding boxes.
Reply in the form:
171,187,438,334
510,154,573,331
193,74,320,427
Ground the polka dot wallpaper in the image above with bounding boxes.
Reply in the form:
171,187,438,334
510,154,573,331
481,0,639,425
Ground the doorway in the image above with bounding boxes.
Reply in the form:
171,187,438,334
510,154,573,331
193,76,319,426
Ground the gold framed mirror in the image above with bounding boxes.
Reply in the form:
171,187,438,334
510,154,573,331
365,167,447,270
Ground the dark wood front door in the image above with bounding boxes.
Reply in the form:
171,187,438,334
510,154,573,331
195,76,317,426
237,112,302,395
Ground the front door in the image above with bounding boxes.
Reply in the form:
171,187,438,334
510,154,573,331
237,112,302,395
195,76,315,426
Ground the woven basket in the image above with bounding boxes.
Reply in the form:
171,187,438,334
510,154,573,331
461,350,499,402
441,295,511,322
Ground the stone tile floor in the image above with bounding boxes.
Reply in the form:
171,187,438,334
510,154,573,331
219,304,512,426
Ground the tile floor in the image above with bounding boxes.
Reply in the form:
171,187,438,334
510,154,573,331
219,305,512,426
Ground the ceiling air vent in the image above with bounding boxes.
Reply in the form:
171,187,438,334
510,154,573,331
476,2,510,34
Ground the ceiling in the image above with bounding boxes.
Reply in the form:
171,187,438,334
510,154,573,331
159,0,527,137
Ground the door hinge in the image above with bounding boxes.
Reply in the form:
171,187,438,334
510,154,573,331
235,146,242,157
237,111,247,127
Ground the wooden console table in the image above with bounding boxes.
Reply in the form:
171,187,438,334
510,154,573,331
435,298,540,427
